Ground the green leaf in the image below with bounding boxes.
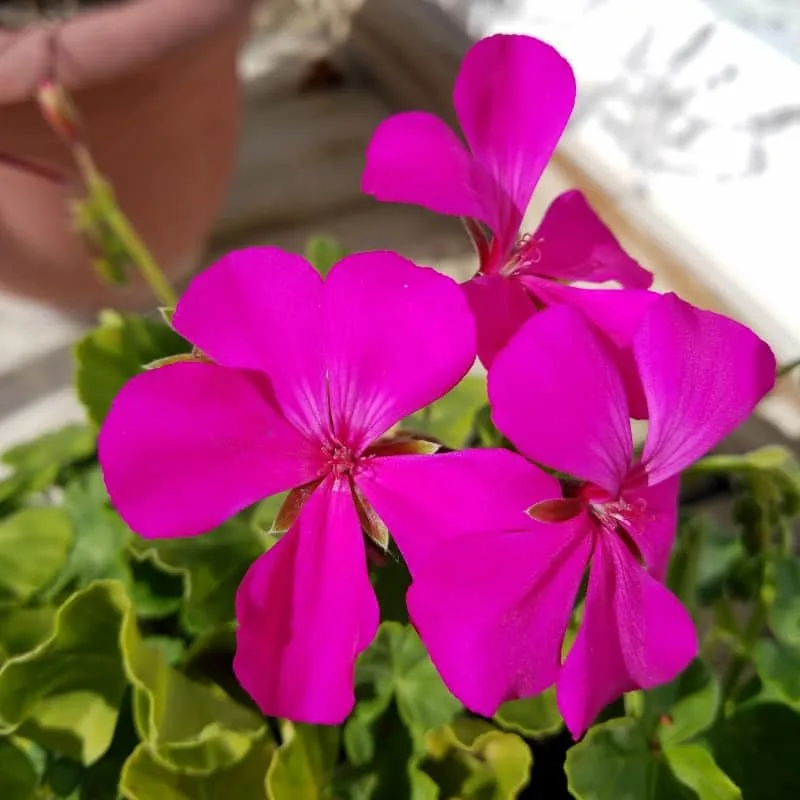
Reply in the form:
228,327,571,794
121,738,274,800
422,720,532,799
346,622,460,764
2,423,94,472
0,581,131,765
710,703,800,800
0,607,56,665
0,424,96,508
369,549,411,625
566,718,706,800
691,522,747,608
43,755,84,796
124,613,265,775
643,660,721,746
768,555,800,648
664,743,741,800
753,639,800,707
266,723,339,799
335,703,438,800
668,517,708,613
0,508,73,604
75,311,189,427
473,403,507,448
304,235,348,277
0,739,37,799
144,637,186,668
494,688,562,739
132,517,266,633
128,550,184,619
404,376,488,449
181,624,247,705
45,470,131,598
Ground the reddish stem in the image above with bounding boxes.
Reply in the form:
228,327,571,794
0,151,73,188
461,216,491,270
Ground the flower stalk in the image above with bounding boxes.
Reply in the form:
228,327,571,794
35,80,178,308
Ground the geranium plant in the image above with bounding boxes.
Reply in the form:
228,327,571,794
0,32,798,800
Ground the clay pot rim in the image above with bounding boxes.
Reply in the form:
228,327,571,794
0,0,256,104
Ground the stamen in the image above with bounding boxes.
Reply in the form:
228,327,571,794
322,440,358,476
503,232,544,276
587,494,651,566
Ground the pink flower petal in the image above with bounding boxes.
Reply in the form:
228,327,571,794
527,283,657,352
99,362,324,539
637,294,776,485
524,283,660,419
324,252,476,452
361,111,499,230
358,448,557,573
454,35,576,251
462,273,536,368
624,476,681,583
557,533,697,738
489,305,633,493
234,478,379,724
172,247,330,440
526,191,652,288
408,521,591,716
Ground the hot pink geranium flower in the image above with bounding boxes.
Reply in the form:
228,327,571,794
361,34,653,368
99,246,548,724
408,294,776,737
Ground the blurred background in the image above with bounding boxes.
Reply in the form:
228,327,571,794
0,0,798,454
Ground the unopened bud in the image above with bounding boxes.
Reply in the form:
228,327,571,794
36,79,82,144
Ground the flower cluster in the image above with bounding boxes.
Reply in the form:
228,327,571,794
99,34,775,738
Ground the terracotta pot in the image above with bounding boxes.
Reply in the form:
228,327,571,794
0,0,256,311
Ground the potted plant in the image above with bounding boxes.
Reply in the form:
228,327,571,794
0,0,255,310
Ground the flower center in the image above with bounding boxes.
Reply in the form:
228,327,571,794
502,232,543,277
587,496,648,533
323,441,358,476
584,488,650,564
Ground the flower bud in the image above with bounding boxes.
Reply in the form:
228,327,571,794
36,79,82,145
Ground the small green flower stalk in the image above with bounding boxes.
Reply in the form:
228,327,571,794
35,78,177,307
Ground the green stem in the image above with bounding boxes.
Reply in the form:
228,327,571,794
104,202,178,307
720,652,749,705
77,146,178,308
685,453,750,477
720,596,768,705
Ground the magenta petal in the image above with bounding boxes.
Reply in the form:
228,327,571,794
172,247,329,439
489,305,633,492
99,362,324,539
324,252,476,452
526,283,660,419
557,534,697,738
453,35,576,250
625,477,681,583
529,284,658,352
462,273,536,368
362,111,493,225
527,191,652,288
409,521,591,716
234,478,379,724
358,448,557,574
637,294,777,484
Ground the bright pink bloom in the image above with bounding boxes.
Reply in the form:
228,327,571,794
100,246,546,723
362,34,653,368
408,294,775,737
